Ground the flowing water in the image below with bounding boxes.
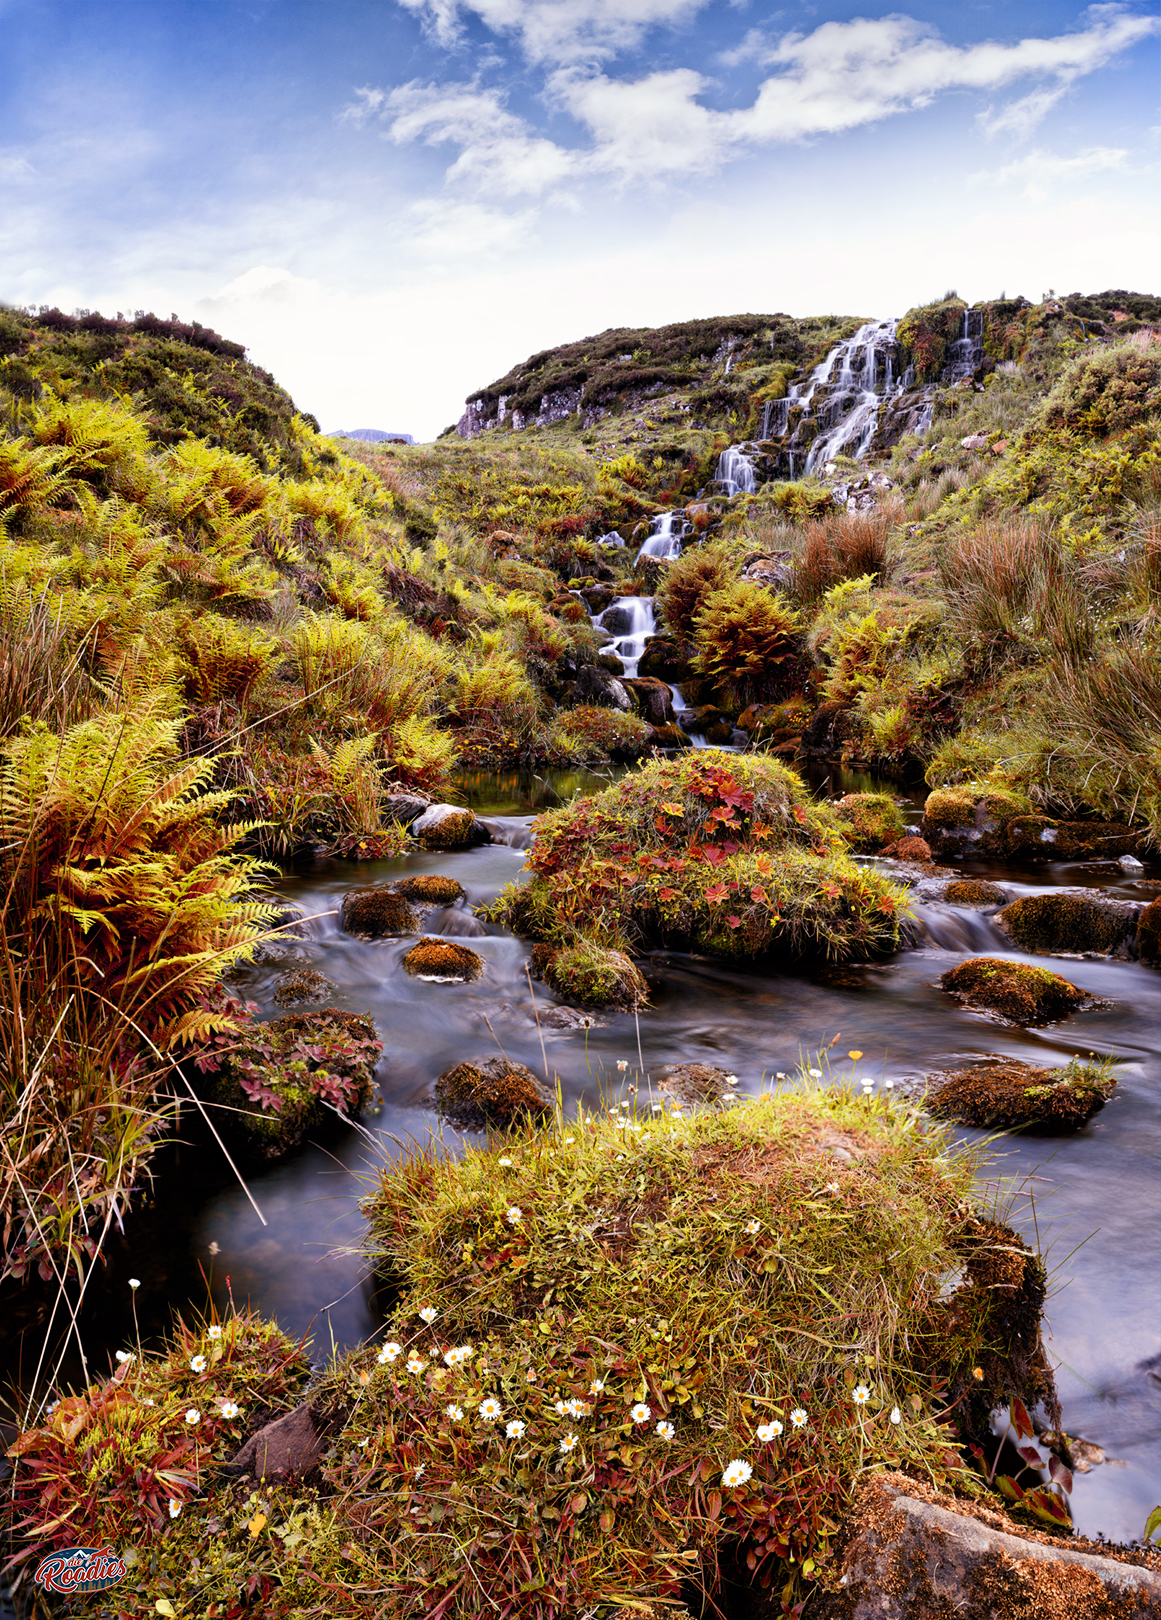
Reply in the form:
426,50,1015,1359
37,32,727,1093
23,765,1159,1546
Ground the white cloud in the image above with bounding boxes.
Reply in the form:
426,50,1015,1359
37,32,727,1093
403,197,539,258
969,144,1130,200
558,67,722,179
396,0,706,64
977,86,1069,141
0,151,36,183
198,266,323,309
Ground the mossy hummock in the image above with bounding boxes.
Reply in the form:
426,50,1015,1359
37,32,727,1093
925,1058,1116,1132
996,891,1139,957
834,792,907,852
401,937,484,981
939,957,1088,1025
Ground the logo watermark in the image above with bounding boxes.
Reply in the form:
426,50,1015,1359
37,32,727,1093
33,1546,126,1594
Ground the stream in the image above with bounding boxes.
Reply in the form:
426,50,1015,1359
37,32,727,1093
21,764,1158,1548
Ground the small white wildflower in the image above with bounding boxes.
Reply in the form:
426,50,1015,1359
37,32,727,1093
890,1406,902,1425
651,1102,663,1112
444,1344,474,1368
616,1060,628,1071
630,1403,651,1424
128,1278,141,1290
143,1398,155,1407
564,1398,588,1418
884,1077,894,1090
808,1068,823,1079
507,1206,522,1225
418,1305,437,1325
554,1399,568,1415
415,1463,426,1478
189,1354,207,1373
115,1350,134,1364
589,1379,605,1395
506,1419,526,1439
757,1421,783,1442
406,1355,427,1375
826,1182,840,1193
559,1432,578,1453
565,1136,575,1144
498,1156,513,1166
207,1324,222,1340
775,1072,787,1080
479,1397,502,1422
378,1342,401,1364
616,1154,625,1161
852,1384,871,1406
744,1219,760,1235
446,1404,464,1420
526,1368,537,1383
725,1073,739,1086
185,1408,200,1425
219,1400,240,1419
168,1499,182,1519
656,1420,675,1440
790,1408,807,1429
722,1459,753,1488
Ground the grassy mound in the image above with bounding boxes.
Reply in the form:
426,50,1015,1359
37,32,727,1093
939,958,1088,1025
541,940,649,1010
925,1057,1116,1132
834,792,908,852
401,937,484,981
322,1089,1049,1618
434,1058,552,1130
490,754,909,965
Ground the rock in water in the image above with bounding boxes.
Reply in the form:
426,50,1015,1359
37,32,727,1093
411,804,491,848
434,1057,551,1130
924,1057,1115,1132
401,937,484,981
939,957,1088,1025
393,874,466,905
340,888,419,937
996,890,1139,956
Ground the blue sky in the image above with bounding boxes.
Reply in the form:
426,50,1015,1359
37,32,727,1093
2,0,1158,438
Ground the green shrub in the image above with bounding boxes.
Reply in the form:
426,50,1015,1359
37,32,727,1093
692,582,802,706
656,542,736,644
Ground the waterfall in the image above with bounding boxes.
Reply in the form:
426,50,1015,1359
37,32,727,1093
637,511,687,562
942,309,984,382
715,445,757,497
801,319,901,472
595,596,656,679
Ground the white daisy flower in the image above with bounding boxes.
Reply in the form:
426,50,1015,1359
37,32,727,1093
616,1060,628,1071
656,1421,675,1440
756,1422,782,1442
507,1206,522,1225
406,1355,427,1375
630,1403,651,1424
589,1379,605,1395
207,1325,222,1340
189,1355,207,1373
559,1432,578,1453
219,1401,240,1419
651,1103,663,1112
168,1499,182,1519
744,1219,760,1235
498,1157,513,1166
506,1420,525,1439
444,1344,474,1368
378,1342,401,1364
128,1278,141,1290
725,1074,739,1086
890,1406,902,1425
554,1399,568,1415
808,1068,823,1079
184,1408,200,1425
852,1384,871,1406
479,1397,502,1422
526,1368,537,1383
418,1305,437,1325
775,1072,787,1080
722,1459,752,1488
446,1404,464,1420
115,1350,134,1364
790,1408,807,1428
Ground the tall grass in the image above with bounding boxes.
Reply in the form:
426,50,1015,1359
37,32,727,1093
0,582,97,741
937,519,1095,667
788,501,900,606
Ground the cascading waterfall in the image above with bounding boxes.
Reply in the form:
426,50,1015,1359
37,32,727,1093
636,511,687,561
594,596,656,679
800,319,901,472
715,445,757,497
942,308,984,382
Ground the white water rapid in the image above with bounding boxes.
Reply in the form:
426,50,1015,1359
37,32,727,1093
759,318,905,477
636,511,687,562
594,595,656,678
715,445,757,497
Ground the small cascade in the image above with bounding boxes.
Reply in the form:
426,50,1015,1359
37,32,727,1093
755,319,904,478
942,309,985,382
636,511,687,562
594,595,656,679
715,445,757,497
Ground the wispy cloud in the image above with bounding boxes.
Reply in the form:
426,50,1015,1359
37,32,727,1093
395,0,707,64
969,144,1130,200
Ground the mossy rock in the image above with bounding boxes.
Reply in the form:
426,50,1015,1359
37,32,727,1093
834,793,907,853
401,937,484,981
996,891,1139,956
657,1062,734,1106
272,966,336,1004
1003,817,1142,861
648,721,691,749
394,874,466,905
1138,897,1161,964
637,634,689,681
411,804,489,849
944,880,1008,907
939,957,1088,1025
922,783,1033,858
340,888,419,937
542,940,648,1011
886,835,933,864
433,1056,551,1130
925,1057,1115,1132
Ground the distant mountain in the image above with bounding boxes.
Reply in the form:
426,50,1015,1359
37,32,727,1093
328,427,414,444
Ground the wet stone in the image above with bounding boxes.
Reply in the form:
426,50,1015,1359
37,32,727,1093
434,1057,551,1131
340,888,419,938
401,937,484,981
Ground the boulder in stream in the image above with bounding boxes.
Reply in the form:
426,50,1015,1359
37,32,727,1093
272,966,336,1004
834,792,907,852
939,957,1089,1025
1136,896,1161,964
340,887,419,937
411,803,491,849
401,937,484,981
393,874,466,905
538,939,648,1011
944,879,1008,907
924,1056,1116,1131
996,890,1140,956
433,1056,551,1130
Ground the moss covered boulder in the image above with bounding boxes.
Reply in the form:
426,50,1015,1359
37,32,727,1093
197,1008,381,1159
488,753,909,967
944,880,1008,907
921,783,1032,860
340,887,418,937
939,957,1088,1025
540,939,648,1010
1004,818,1144,862
996,891,1139,956
925,1057,1116,1133
1138,897,1161,964
394,874,466,905
834,792,907,852
433,1056,551,1130
401,937,484,981
411,804,490,849
272,966,336,1004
